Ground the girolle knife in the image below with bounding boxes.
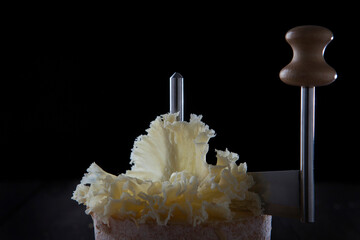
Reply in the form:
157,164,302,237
169,25,337,223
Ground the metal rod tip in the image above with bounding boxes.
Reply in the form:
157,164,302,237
170,72,183,79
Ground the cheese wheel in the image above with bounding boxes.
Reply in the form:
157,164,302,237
92,214,272,240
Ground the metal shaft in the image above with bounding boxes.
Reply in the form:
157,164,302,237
300,87,315,223
170,72,184,121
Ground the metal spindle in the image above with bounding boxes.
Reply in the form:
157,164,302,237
300,87,315,222
170,72,184,121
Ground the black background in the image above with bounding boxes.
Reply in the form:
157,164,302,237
2,5,359,183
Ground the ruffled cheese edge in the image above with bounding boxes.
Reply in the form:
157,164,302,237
72,149,262,226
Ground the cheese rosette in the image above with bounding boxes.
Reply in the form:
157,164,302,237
72,113,262,226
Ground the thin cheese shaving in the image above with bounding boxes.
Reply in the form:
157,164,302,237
72,113,262,226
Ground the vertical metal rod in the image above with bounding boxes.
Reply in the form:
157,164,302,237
300,87,315,223
170,72,184,121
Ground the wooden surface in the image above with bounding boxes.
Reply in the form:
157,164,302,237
1,180,359,239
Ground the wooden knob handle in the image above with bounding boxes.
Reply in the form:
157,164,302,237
279,25,337,87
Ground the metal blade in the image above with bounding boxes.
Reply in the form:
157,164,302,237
249,170,300,218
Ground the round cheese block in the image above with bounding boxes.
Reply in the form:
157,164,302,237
92,214,272,240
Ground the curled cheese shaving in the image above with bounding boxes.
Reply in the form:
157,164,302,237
72,113,262,226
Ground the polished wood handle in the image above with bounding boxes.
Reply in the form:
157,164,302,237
279,25,337,87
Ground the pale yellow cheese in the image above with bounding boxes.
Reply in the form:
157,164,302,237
72,113,262,226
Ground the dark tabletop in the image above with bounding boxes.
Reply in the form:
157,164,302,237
1,180,359,240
